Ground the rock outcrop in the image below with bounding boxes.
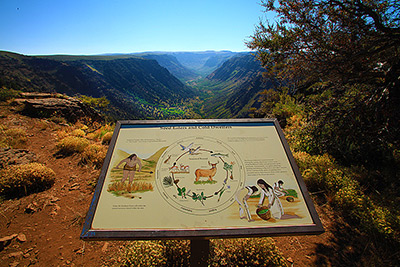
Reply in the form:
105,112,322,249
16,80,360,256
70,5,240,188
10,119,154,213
13,93,104,123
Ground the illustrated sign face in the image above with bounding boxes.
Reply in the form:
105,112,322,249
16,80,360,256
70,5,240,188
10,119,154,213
81,119,323,240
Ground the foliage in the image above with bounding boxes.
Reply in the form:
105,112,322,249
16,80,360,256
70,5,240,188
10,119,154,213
248,0,400,158
0,86,21,102
209,238,287,267
0,163,55,198
77,95,110,110
294,151,400,243
110,238,286,267
101,131,113,145
115,241,167,267
86,124,115,141
56,136,90,156
248,0,400,92
80,143,107,169
0,125,28,149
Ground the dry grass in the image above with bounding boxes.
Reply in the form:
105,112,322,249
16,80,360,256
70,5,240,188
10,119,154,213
108,238,286,267
108,181,153,193
0,125,28,148
80,143,107,169
0,163,55,198
101,131,113,145
56,136,90,156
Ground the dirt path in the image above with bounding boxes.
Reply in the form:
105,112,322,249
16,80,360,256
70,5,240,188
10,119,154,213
0,105,334,267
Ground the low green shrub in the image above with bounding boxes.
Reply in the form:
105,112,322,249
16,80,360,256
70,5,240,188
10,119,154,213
0,163,55,198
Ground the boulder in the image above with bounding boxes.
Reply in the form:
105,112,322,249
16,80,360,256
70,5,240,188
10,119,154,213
14,93,104,123
0,148,37,169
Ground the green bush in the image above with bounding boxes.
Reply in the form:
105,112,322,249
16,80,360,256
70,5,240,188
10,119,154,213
0,163,55,198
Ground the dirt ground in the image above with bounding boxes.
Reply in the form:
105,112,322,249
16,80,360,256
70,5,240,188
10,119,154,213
0,104,336,267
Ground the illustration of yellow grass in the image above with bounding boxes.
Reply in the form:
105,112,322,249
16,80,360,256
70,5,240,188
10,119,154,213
108,181,153,193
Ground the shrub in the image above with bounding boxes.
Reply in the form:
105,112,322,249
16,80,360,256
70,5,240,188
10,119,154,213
209,238,287,266
0,87,20,102
56,136,90,156
80,143,107,168
71,129,86,137
86,124,114,141
111,238,286,267
116,241,167,267
0,163,55,198
0,126,27,149
293,151,400,243
101,131,113,145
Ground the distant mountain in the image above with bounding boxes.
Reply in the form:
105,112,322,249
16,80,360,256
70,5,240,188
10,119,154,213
0,51,197,120
136,53,199,81
200,54,273,118
132,51,240,78
169,51,239,77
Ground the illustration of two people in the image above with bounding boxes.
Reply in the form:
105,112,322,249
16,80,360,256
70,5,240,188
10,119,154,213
115,154,142,183
236,179,286,222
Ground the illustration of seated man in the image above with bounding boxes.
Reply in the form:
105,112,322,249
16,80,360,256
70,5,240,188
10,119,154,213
235,185,259,222
115,154,142,183
257,179,284,220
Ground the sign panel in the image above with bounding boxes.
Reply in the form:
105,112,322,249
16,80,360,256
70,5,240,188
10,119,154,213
81,119,323,240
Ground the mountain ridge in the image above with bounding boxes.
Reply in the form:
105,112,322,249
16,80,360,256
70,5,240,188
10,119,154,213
0,51,197,120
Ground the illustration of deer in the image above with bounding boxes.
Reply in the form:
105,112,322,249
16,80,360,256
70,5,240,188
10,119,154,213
195,161,219,182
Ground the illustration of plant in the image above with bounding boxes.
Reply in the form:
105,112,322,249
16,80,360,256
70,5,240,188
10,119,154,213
177,187,186,198
163,176,173,187
191,192,207,205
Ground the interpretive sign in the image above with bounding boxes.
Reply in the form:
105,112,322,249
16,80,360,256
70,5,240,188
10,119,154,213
81,119,323,240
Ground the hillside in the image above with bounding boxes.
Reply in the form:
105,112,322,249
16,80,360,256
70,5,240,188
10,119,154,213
198,54,274,118
0,95,338,266
0,51,198,120
136,53,199,81
167,51,238,77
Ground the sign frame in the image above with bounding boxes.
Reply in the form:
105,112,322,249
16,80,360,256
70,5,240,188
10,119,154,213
81,118,324,240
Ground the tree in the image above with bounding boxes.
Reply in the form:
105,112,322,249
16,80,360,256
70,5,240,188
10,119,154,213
248,0,400,94
248,0,400,165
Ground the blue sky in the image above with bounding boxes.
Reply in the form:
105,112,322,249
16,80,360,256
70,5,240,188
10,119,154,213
0,0,270,55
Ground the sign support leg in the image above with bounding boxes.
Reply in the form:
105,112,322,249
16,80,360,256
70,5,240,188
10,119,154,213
190,239,210,267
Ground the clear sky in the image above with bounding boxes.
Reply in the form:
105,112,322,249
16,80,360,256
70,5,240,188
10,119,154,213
0,0,270,55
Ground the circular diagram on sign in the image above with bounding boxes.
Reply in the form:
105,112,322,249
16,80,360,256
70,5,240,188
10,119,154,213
155,136,245,216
